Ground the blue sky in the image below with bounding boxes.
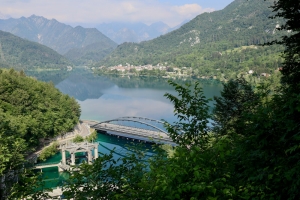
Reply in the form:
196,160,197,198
0,0,234,27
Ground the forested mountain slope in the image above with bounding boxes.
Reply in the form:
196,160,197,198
0,30,71,70
0,68,80,177
98,0,287,80
64,41,116,65
0,15,118,65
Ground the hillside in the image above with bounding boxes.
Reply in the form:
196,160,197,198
0,68,80,180
0,15,117,64
0,30,71,70
98,0,287,80
64,42,116,65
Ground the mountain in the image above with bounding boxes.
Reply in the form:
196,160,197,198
0,15,117,64
168,20,190,32
0,30,71,70
64,41,116,66
98,0,286,80
96,21,172,44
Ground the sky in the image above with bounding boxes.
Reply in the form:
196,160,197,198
0,0,234,27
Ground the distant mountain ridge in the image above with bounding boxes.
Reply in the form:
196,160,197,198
96,21,188,44
0,30,71,70
0,15,118,65
97,0,286,80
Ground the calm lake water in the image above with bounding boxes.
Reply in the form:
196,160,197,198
28,68,223,188
54,70,223,123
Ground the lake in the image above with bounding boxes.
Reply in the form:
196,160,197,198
27,68,223,188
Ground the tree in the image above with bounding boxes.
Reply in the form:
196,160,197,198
62,81,237,200
5,1,300,199
213,77,259,135
0,70,80,199
269,0,300,91
164,80,211,147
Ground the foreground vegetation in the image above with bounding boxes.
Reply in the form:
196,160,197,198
62,0,300,199
1,0,300,199
38,142,60,161
0,69,80,198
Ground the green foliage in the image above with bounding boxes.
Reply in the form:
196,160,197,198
268,0,300,91
72,135,84,143
213,77,260,135
62,148,149,199
38,142,59,161
7,169,51,200
86,130,97,142
98,0,285,80
164,80,211,147
0,31,71,70
5,0,300,199
0,15,117,64
61,80,237,199
64,42,116,65
0,69,80,173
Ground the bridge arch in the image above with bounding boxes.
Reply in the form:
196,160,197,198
91,116,168,135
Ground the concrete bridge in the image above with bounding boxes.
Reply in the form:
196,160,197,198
83,116,175,145
33,116,175,171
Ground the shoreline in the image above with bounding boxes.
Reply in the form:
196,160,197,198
27,121,92,162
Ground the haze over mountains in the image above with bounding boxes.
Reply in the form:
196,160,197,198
0,15,188,65
0,0,287,78
0,15,117,65
97,0,285,79
96,20,189,44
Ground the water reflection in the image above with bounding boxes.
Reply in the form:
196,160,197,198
27,68,223,123
31,68,223,189
79,91,176,122
55,71,114,101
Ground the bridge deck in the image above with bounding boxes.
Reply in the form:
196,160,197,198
84,120,175,145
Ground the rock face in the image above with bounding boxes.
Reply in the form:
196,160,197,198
0,15,117,55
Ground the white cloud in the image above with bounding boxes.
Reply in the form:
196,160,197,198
0,11,11,19
0,0,214,27
172,4,213,18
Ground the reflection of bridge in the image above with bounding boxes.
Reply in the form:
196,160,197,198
83,116,175,145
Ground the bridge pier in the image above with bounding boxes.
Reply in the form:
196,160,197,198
94,148,99,160
58,165,64,172
88,150,92,164
71,153,76,165
61,148,66,165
